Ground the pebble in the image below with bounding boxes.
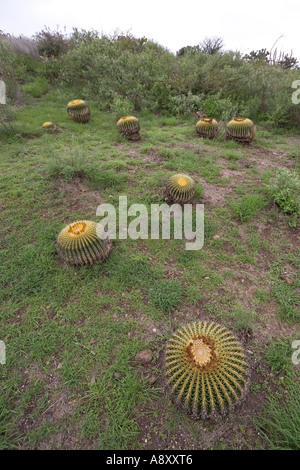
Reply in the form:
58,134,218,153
135,349,153,364
212,235,220,240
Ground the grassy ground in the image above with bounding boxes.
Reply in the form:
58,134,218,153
0,89,299,450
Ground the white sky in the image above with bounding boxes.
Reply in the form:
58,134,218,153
1,0,300,60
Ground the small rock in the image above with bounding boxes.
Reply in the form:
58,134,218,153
114,372,122,380
204,276,210,280
90,376,96,384
135,349,153,364
148,375,157,385
246,429,253,437
246,350,254,355
284,277,293,285
57,362,63,369
212,235,220,240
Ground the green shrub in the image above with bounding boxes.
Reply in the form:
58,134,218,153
266,168,300,227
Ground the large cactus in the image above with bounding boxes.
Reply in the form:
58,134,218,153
226,117,256,143
67,99,90,123
165,321,250,419
164,174,196,204
56,220,112,266
196,117,218,139
116,115,140,141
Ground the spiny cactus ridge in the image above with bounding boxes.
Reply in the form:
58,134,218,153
164,174,196,204
67,99,91,123
116,115,140,140
196,117,218,139
226,117,256,143
56,220,112,266
165,321,250,419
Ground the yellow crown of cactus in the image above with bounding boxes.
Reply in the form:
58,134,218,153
196,117,218,139
165,321,250,419
67,99,90,123
164,174,196,204
226,117,256,143
116,115,140,140
56,220,113,266
43,121,56,128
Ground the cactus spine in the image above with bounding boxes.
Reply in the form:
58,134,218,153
164,174,196,204
56,220,112,266
196,117,218,139
165,321,250,419
116,116,140,140
67,99,90,123
226,117,256,143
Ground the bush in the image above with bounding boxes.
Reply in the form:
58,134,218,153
266,168,300,227
168,92,204,117
34,27,68,58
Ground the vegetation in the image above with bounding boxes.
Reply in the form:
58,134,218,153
0,27,299,450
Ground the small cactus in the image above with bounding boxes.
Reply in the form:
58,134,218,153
165,321,250,419
164,174,196,204
116,115,140,141
226,117,256,143
67,99,90,123
56,220,112,266
42,121,57,132
196,117,218,139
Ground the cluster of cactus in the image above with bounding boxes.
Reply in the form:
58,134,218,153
164,174,196,204
226,117,256,143
164,321,250,419
196,117,218,139
56,220,113,266
116,115,141,140
67,99,90,123
195,115,256,143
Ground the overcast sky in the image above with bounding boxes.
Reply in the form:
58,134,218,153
1,0,300,60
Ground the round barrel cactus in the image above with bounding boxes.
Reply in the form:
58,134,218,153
56,220,112,266
165,321,250,419
196,117,218,139
226,117,256,143
42,121,57,132
67,99,90,123
164,174,196,204
116,116,140,141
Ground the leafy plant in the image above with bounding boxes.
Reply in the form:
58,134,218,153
266,168,300,227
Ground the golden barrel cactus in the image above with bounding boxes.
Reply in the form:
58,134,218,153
42,121,57,132
164,174,196,204
226,117,256,143
56,220,113,266
196,117,218,139
67,99,90,123
165,321,250,419
116,115,140,141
